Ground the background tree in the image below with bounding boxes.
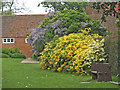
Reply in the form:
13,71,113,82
0,1,14,15
91,2,120,22
0,0,29,15
38,2,89,12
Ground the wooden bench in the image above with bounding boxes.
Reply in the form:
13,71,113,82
91,63,112,82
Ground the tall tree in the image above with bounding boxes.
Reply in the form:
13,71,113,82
0,0,29,15
0,1,14,15
38,2,89,12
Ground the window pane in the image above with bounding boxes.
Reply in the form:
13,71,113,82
7,39,10,42
11,39,14,42
4,39,6,42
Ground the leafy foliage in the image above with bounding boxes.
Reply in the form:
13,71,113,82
104,36,119,76
39,28,107,75
31,52,41,60
91,2,120,22
0,1,14,15
0,9,14,15
2,48,10,55
115,17,120,27
0,1,28,15
10,53,26,58
28,9,110,55
0,53,10,58
2,48,19,54
38,2,89,12
0,48,26,58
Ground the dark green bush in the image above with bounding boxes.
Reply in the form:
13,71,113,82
0,53,10,58
10,53,26,59
0,48,26,58
115,17,120,27
31,53,41,61
0,48,2,52
9,48,20,54
114,30,120,36
2,48,10,55
0,53,1,57
2,48,20,55
104,36,119,76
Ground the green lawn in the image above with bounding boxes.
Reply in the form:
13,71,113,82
2,58,119,88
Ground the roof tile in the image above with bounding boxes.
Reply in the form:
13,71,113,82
2,14,47,37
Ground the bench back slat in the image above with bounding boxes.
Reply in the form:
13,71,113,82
91,63,111,73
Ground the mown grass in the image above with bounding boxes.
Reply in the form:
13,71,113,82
2,58,119,88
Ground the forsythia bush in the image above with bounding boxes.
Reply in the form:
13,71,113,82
39,28,107,75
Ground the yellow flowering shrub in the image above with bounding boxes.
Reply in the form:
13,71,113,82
40,28,107,75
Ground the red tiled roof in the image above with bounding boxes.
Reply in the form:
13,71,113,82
2,14,47,38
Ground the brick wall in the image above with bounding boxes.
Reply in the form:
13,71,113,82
0,38,33,57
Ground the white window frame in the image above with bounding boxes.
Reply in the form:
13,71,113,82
2,38,15,44
25,38,28,43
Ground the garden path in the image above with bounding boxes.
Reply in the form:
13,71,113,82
21,58,39,63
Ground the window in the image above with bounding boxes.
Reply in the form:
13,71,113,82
7,39,10,42
11,39,13,42
25,38,28,43
2,38,14,43
4,39,6,42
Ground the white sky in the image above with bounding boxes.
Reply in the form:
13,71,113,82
15,0,48,15
6,0,119,15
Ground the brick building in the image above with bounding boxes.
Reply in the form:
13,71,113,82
0,14,46,57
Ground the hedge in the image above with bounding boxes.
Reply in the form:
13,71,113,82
0,48,26,58
10,53,26,59
0,53,10,58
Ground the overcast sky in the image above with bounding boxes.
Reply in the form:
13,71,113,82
15,0,48,14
